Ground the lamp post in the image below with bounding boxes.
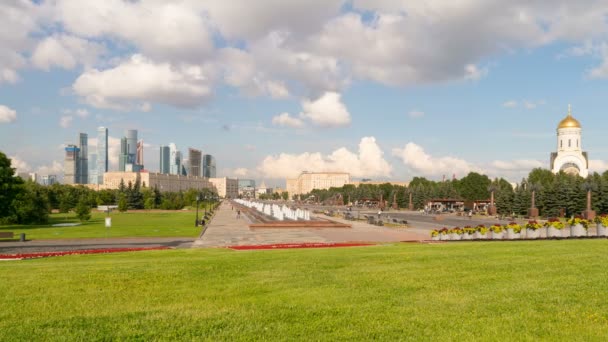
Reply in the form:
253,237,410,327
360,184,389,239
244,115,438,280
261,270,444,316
195,194,201,227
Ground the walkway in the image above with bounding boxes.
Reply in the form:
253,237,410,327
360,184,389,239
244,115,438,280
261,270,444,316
193,202,428,248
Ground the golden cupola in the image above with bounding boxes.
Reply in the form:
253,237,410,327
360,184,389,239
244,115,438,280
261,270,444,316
557,105,581,129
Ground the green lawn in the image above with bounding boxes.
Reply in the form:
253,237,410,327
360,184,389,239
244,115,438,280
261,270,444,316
0,211,203,239
1,240,608,340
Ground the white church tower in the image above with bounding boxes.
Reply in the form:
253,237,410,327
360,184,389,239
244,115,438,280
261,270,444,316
550,105,588,177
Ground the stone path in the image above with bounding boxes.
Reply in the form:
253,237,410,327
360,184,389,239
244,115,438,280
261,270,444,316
193,202,428,248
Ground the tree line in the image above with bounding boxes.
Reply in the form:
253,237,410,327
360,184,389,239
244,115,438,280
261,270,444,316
0,152,217,225
303,169,608,217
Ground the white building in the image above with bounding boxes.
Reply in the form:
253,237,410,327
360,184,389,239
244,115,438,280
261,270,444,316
286,172,351,197
209,177,239,198
550,105,589,177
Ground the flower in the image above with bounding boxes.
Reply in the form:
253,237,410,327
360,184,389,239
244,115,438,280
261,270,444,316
544,217,565,229
525,220,542,230
431,229,439,237
463,226,476,235
439,227,449,235
568,216,590,229
490,224,503,233
476,224,489,235
506,221,522,233
453,227,464,235
595,214,608,226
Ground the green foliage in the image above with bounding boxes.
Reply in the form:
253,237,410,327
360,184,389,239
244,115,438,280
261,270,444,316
75,196,92,222
0,151,24,219
117,194,128,212
455,172,491,202
10,182,50,224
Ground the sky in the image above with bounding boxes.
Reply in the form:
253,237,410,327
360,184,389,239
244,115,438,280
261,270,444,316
2,0,608,187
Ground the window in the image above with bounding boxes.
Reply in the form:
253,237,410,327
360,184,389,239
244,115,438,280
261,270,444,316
568,139,571,147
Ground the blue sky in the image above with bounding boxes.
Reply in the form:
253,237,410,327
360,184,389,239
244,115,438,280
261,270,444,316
2,1,608,186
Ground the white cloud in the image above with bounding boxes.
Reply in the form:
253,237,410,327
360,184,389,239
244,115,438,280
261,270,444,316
259,136,391,178
408,110,425,119
490,159,544,171
244,144,256,151
59,116,73,128
8,155,31,173
0,105,17,123
524,101,537,109
299,92,351,127
464,64,488,81
503,100,518,108
589,160,608,173
36,161,63,175
233,168,249,177
31,34,105,70
392,142,477,177
272,112,305,128
0,1,39,84
72,54,215,110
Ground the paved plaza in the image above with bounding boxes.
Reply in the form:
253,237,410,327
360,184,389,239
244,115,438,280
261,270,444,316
193,201,428,247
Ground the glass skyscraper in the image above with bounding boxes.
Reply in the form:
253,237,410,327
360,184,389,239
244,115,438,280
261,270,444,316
96,126,108,184
202,154,216,178
159,145,170,174
77,133,88,184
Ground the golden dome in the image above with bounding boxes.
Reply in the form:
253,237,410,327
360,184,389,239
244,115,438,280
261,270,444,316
557,105,581,129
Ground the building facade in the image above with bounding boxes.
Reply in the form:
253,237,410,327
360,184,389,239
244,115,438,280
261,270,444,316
41,175,57,186
102,172,215,192
119,137,128,172
209,177,239,198
202,154,216,178
286,172,351,197
550,105,589,177
64,144,80,184
96,126,108,184
77,133,88,184
188,148,202,177
88,153,98,184
169,143,181,175
159,145,170,174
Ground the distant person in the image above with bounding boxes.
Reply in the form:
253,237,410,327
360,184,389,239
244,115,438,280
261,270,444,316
237,210,241,219
377,209,382,219
468,210,472,220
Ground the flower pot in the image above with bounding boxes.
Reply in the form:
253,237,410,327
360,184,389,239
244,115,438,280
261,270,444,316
526,228,540,239
491,231,504,240
449,233,461,240
462,233,473,240
439,234,449,241
570,224,587,237
431,235,440,241
598,224,608,237
474,232,488,239
505,228,521,240
547,227,563,238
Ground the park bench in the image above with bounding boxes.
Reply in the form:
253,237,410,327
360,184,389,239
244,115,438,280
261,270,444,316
0,232,14,239
376,220,383,226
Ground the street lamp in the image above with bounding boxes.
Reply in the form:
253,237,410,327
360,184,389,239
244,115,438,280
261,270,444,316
195,194,201,227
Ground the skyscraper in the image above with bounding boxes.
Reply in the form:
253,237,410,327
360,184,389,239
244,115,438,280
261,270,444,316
169,143,181,175
77,133,88,184
96,126,108,183
202,154,216,178
135,139,144,171
119,137,128,172
64,144,80,184
126,129,137,165
89,153,98,184
188,148,202,177
159,145,170,174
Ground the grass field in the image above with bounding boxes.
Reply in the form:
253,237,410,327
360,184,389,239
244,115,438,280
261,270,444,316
1,240,608,340
0,211,202,239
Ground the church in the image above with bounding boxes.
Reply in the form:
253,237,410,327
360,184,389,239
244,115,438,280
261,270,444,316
550,105,589,177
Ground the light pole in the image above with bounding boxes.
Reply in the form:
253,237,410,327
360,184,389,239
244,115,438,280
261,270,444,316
195,194,201,227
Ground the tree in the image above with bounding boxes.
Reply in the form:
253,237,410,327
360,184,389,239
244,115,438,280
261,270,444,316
455,172,491,202
75,196,92,222
0,151,24,220
281,191,289,201
118,194,128,212
10,182,50,224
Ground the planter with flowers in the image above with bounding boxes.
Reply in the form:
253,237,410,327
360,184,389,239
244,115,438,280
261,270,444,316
505,222,522,239
474,224,488,239
525,220,542,239
594,215,608,237
431,229,440,241
568,216,589,237
462,226,475,240
490,224,504,240
449,227,463,240
439,227,450,241
544,218,565,238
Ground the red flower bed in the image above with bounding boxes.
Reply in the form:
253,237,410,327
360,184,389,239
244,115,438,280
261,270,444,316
0,246,170,260
229,242,373,250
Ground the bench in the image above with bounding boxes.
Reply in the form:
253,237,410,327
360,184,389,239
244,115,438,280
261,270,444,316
0,232,14,239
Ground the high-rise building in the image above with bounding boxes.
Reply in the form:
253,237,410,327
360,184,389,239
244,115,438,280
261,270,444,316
159,145,170,174
119,137,128,172
169,143,181,175
136,139,144,170
202,154,216,178
188,148,202,177
77,133,88,184
96,126,108,183
64,144,80,184
89,153,98,184
41,175,57,186
126,130,137,165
